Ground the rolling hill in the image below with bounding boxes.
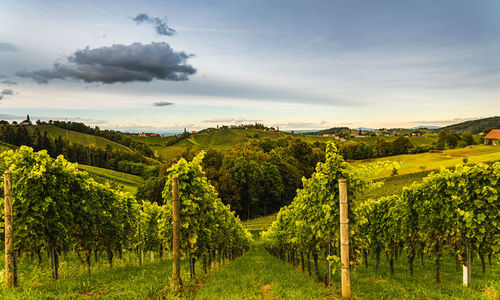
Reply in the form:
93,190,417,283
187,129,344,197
440,116,500,134
78,164,143,195
27,125,133,151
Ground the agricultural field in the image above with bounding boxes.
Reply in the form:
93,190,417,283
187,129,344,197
78,164,144,195
243,214,278,233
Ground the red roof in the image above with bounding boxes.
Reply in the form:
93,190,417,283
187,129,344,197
484,129,500,140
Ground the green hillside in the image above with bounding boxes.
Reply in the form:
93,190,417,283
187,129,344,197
137,129,332,160
351,134,438,146
441,116,500,134
353,144,500,178
78,164,143,195
27,125,133,151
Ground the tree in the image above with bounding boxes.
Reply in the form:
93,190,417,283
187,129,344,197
461,131,476,146
392,136,413,155
445,133,460,148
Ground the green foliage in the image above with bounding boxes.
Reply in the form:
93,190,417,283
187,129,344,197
262,142,371,265
158,151,252,261
0,146,140,276
355,162,500,281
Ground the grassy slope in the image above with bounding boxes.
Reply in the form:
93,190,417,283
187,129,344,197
146,129,333,160
243,214,278,232
352,134,438,146
27,125,132,151
78,164,143,195
354,145,500,178
195,241,333,300
441,116,500,134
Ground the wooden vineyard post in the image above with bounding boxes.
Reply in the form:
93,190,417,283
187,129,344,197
138,223,143,266
172,176,182,287
463,244,471,287
339,179,350,298
4,171,17,287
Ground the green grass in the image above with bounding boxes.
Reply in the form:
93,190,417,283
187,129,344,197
312,249,499,299
26,125,132,152
0,250,225,299
194,241,333,299
354,145,500,178
78,164,144,195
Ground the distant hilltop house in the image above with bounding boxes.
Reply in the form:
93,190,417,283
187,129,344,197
138,132,160,137
19,114,31,126
484,129,500,145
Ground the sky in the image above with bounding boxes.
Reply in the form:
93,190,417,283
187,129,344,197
0,0,499,131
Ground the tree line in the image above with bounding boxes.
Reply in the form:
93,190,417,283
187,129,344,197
0,125,157,177
36,120,155,158
138,137,326,219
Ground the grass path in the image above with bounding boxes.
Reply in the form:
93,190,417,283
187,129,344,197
194,241,334,299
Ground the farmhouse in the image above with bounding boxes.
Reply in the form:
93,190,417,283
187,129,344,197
484,129,500,145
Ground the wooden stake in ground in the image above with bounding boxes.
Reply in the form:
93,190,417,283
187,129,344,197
463,244,471,287
4,171,17,287
138,223,143,266
172,175,182,287
339,179,350,298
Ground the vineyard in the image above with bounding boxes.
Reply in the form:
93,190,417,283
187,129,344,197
0,147,250,298
0,144,499,299
262,143,499,291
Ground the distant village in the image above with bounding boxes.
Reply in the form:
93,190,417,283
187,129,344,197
136,123,278,138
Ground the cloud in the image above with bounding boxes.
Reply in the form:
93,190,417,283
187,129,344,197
0,89,15,101
203,117,263,123
153,101,174,106
16,42,196,84
1,80,18,86
409,117,482,125
133,13,176,36
0,42,18,52
1,89,14,95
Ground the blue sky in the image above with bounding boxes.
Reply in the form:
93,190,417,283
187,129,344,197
0,0,499,130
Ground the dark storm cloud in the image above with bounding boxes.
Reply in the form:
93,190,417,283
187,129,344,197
2,80,18,85
16,42,196,84
0,42,18,52
153,101,174,106
0,89,15,101
1,89,14,95
133,13,176,36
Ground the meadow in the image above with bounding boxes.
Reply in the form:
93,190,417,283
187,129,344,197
78,164,144,195
354,145,500,178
